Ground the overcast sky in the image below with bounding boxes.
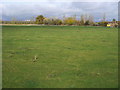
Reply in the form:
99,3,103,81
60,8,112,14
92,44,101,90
0,0,119,22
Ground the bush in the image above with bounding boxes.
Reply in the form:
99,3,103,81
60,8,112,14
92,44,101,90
84,20,90,25
63,17,77,25
98,22,108,27
36,15,45,24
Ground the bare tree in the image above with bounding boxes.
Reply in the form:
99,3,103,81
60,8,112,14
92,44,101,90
80,14,85,25
72,14,77,20
84,14,89,22
102,13,106,22
63,14,66,19
63,14,66,25
88,15,94,25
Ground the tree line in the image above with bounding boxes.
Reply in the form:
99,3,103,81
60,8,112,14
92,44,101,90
35,14,95,26
1,14,117,27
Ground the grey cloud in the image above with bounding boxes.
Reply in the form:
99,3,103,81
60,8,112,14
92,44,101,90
1,2,118,21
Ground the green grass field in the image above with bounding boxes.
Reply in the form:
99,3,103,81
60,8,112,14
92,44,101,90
2,26,118,88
